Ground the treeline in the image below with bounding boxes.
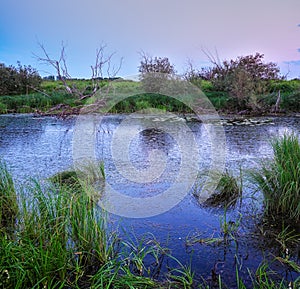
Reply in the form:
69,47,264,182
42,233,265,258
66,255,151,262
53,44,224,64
1,52,300,113
0,62,42,96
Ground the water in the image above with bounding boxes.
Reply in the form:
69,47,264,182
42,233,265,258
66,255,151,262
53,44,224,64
0,113,299,286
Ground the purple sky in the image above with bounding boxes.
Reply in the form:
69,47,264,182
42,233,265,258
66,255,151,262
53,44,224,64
1,0,300,79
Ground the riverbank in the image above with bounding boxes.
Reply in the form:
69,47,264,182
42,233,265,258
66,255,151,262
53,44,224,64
0,79,299,116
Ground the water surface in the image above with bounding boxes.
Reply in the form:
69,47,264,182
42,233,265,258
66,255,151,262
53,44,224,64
0,113,299,286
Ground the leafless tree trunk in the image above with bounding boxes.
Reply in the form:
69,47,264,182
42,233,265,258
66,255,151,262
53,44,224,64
35,42,122,100
274,90,281,112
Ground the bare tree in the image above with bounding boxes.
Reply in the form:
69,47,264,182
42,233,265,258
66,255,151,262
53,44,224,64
36,42,123,100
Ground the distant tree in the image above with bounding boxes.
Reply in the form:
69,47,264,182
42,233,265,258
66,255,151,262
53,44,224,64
0,62,41,96
138,52,175,93
43,75,55,81
203,51,281,110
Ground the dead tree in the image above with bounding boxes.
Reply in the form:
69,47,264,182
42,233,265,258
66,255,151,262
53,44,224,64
36,42,123,100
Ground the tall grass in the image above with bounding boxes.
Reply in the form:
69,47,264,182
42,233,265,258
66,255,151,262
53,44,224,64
0,161,18,233
0,92,79,113
0,162,200,288
194,169,242,208
251,133,300,222
205,169,242,208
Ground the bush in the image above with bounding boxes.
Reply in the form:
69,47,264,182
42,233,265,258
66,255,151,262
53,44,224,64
281,91,300,111
207,53,281,110
0,62,42,96
269,79,300,93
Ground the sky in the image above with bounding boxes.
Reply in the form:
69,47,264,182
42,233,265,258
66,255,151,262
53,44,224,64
1,0,300,79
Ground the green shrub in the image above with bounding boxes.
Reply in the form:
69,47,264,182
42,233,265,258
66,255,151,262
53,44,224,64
281,91,300,111
0,102,7,114
0,62,42,96
269,79,300,93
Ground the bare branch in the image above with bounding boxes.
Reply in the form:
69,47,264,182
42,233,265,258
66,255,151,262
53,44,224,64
35,42,122,101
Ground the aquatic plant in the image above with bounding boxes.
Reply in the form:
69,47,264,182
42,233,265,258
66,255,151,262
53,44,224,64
205,169,242,208
0,164,198,288
49,170,81,188
251,133,300,222
50,160,105,191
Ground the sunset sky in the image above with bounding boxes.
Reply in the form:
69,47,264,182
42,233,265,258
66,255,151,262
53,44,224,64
1,0,300,79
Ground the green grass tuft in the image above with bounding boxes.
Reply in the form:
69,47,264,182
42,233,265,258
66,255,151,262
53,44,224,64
0,161,18,233
251,133,300,222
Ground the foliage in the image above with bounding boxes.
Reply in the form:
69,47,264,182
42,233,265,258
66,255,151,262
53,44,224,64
251,133,300,222
0,62,41,96
195,53,281,111
138,52,176,93
269,79,300,93
0,92,79,113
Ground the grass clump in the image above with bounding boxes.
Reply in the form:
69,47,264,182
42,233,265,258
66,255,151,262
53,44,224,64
204,170,241,208
49,161,105,191
0,161,18,232
251,133,300,222
193,169,242,208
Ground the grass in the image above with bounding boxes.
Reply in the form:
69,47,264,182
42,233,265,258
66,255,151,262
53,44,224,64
0,160,299,288
194,169,242,208
1,78,299,114
0,161,18,233
238,262,300,289
0,92,80,113
204,169,242,208
49,161,106,191
0,162,201,288
251,133,300,222
108,93,194,113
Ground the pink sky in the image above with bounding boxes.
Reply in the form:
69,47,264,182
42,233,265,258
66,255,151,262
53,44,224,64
1,0,299,78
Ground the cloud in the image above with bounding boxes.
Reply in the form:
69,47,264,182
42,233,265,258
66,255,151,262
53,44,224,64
298,24,300,27
284,60,300,66
298,48,300,52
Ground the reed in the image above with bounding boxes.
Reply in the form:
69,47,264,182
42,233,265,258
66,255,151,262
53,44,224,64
193,169,242,208
0,161,18,233
0,164,198,288
251,133,300,222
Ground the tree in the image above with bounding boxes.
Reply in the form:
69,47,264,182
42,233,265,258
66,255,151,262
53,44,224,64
138,52,175,93
36,43,122,100
204,52,281,110
0,62,41,96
